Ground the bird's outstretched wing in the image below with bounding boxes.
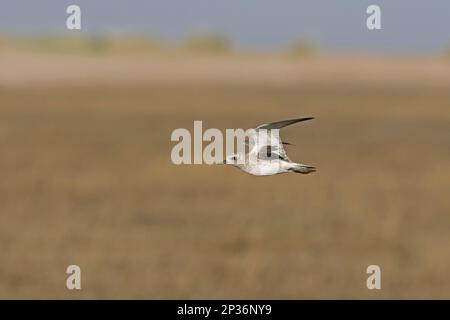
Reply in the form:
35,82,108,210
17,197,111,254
248,117,314,161
256,117,314,130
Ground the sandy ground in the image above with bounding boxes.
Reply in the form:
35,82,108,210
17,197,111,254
1,50,450,87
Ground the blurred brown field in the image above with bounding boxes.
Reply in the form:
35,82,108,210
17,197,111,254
0,45,450,299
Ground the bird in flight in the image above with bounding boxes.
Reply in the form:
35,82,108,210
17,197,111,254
222,117,316,176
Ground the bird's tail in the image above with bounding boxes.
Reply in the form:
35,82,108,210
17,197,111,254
290,163,316,174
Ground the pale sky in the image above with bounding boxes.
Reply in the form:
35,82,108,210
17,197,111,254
0,0,449,53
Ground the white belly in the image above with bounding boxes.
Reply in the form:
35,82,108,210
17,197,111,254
245,160,290,176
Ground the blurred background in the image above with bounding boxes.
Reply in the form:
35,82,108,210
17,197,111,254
0,0,450,299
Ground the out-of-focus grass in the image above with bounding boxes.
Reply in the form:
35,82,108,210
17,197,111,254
0,35,164,54
0,34,234,55
0,79,449,298
287,39,317,58
179,34,232,53
445,46,450,59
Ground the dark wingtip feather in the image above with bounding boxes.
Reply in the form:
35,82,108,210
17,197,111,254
257,117,315,130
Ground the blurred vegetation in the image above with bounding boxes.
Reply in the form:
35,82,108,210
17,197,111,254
0,34,235,55
179,34,232,53
0,33,323,57
0,35,163,54
287,39,317,58
445,45,450,59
